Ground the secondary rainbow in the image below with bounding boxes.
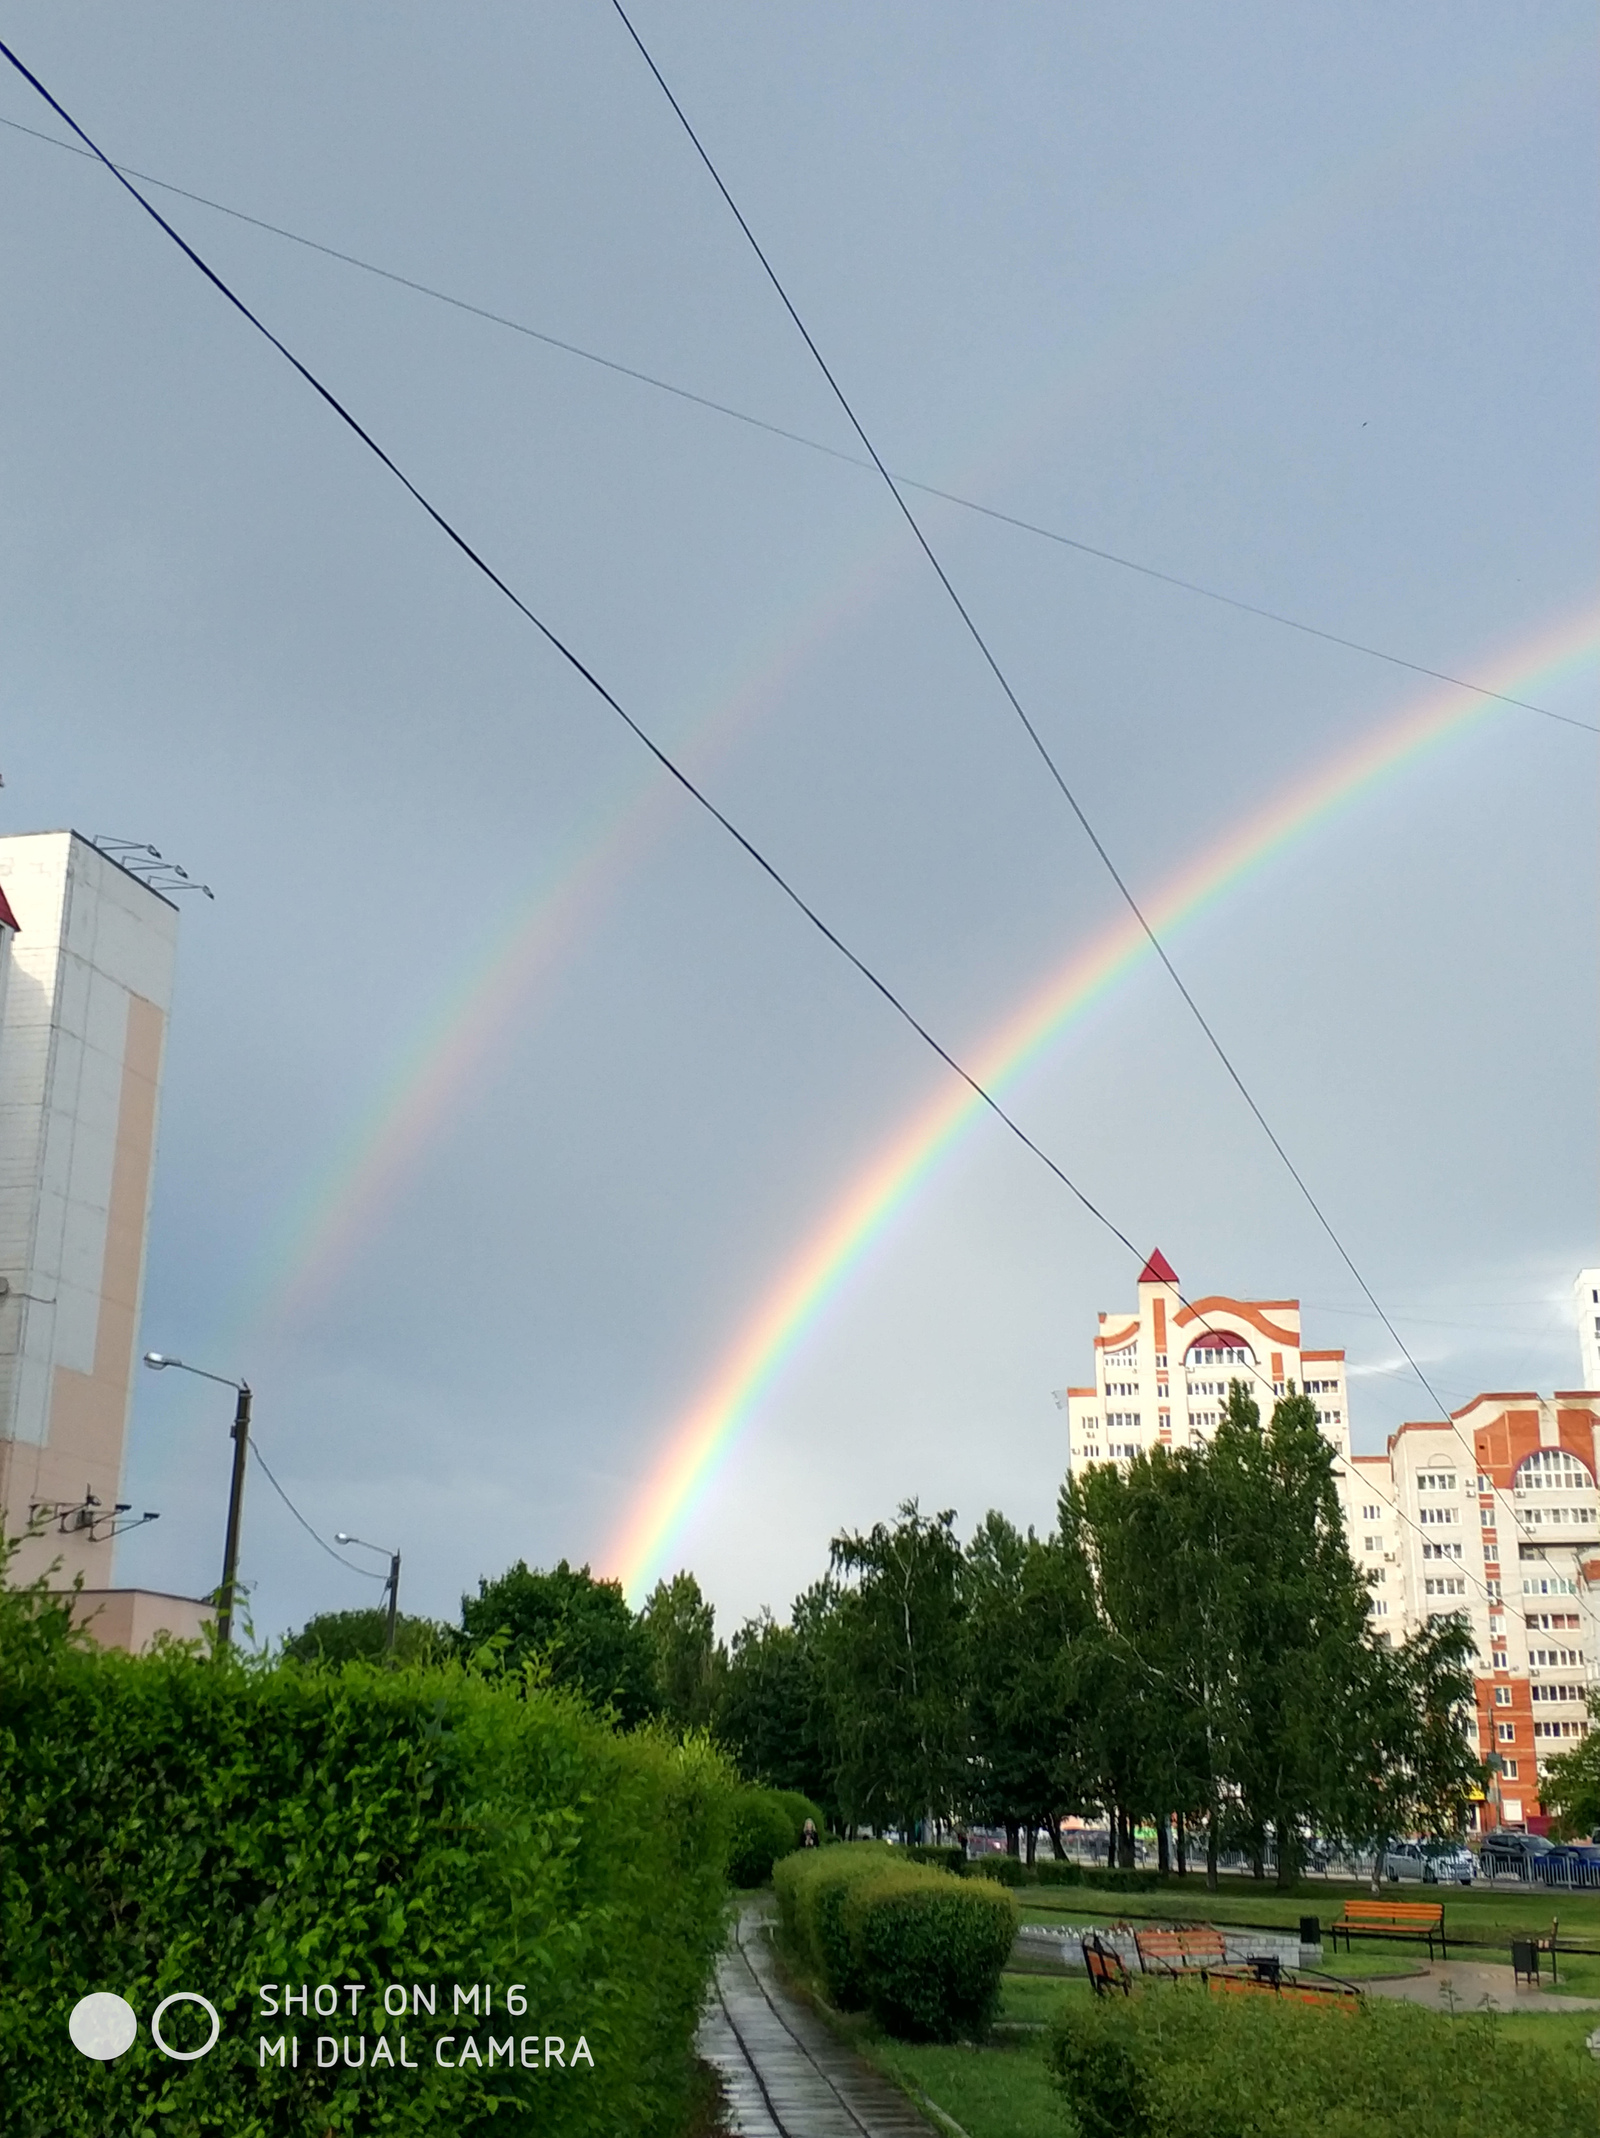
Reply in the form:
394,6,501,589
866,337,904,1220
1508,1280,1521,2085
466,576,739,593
604,602,1599,1599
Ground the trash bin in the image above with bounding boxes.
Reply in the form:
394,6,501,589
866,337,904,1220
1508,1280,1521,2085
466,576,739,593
1299,1916,1320,1947
1511,1938,1540,1987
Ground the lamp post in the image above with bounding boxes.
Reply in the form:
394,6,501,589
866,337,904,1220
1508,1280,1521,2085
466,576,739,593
143,1352,251,1651
336,1533,402,1653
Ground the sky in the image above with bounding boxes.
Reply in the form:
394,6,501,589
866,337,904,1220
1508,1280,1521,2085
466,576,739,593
0,3,1594,1644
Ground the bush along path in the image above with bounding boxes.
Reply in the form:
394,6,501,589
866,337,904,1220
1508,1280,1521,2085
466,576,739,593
698,1906,937,2138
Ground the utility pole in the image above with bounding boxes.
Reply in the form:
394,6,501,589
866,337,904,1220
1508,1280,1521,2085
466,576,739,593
384,1548,401,1654
217,1381,252,1651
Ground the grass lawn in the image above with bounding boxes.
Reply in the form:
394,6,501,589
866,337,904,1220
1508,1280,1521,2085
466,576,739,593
865,1972,1600,2138
1019,1874,1600,1946
867,2032,1072,2138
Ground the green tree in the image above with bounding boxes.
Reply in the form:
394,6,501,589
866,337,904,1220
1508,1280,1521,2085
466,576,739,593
1541,1693,1600,1838
641,1569,727,1731
459,1558,658,1726
715,1598,837,1813
963,1512,1098,1860
1070,1448,1222,1875
1208,1382,1384,1887
822,1501,967,1837
1331,1610,1483,1892
281,1608,449,1667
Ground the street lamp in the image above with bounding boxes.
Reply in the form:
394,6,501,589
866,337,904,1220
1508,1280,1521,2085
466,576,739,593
143,1352,251,1652
336,1533,402,1653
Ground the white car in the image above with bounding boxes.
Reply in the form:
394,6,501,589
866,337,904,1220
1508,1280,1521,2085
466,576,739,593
1383,1840,1475,1885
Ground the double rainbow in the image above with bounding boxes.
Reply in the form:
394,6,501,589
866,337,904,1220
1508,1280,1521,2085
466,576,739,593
603,604,1599,1599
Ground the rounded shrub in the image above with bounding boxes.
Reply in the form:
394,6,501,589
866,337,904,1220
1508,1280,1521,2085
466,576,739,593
726,1787,804,1887
774,1842,1016,2041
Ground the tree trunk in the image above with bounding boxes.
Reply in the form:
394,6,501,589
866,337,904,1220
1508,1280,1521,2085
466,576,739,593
1250,1825,1265,1882
1049,1817,1066,1861
1370,1835,1387,1898
1118,1808,1136,1870
1176,1810,1188,1878
1005,1819,1021,1860
1205,1811,1219,1892
1107,1811,1118,1870
1275,1823,1299,1892
1157,1816,1170,1874
1025,1823,1038,1867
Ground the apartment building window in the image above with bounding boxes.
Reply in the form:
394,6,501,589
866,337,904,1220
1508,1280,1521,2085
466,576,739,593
1497,1723,1516,1743
1361,1504,1382,1521
1418,1473,1457,1493
1481,1507,1495,1525
1363,1535,1382,1553
1422,1541,1463,1561
1530,1684,1586,1704
1494,1687,1513,1707
1534,1721,1589,1740
1501,1760,1518,1780
1419,1507,1459,1526
1423,1578,1466,1597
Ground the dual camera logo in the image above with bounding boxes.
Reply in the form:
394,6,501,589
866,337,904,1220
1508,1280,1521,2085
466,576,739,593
69,1990,220,2063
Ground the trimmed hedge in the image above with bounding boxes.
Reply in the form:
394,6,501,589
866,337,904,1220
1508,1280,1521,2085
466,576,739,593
903,1843,965,1875
969,1852,1026,1886
775,1843,1016,2041
1049,1987,1600,2138
726,1786,828,1886
0,1582,733,2137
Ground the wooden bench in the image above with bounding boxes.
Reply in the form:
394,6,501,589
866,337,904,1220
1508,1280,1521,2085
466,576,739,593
1081,1934,1132,1997
1329,1899,1446,1960
1134,1926,1229,1978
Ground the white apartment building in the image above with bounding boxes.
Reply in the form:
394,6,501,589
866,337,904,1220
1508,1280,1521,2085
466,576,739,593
0,833,192,1624
1061,1249,1350,1468
1063,1253,1600,1828
1576,1268,1600,1393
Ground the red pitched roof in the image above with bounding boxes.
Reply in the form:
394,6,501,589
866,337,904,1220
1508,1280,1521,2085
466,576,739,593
1138,1247,1178,1285
0,886,16,933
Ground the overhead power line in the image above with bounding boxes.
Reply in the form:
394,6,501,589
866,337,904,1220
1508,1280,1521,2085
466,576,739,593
1,107,1590,738
0,42,1160,1259
0,48,1558,1593
248,1439,385,1580
605,1,1510,1440
2,42,1357,1464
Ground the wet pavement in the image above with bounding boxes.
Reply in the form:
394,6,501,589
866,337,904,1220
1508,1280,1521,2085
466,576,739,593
697,1906,938,2137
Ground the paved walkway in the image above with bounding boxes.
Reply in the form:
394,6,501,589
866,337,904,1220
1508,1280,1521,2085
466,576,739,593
1362,1961,1600,2015
697,1906,938,2138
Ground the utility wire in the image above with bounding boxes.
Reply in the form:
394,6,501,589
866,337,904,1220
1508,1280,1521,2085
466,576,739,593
2,50,1559,1600
0,41,1156,1263
248,1439,385,1580
2,107,1590,738
606,1,1482,1437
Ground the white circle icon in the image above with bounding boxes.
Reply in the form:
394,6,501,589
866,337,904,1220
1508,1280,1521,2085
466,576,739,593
150,1991,221,2061
69,1992,138,2060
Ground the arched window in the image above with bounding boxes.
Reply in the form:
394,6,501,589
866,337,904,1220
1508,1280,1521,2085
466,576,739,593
1184,1331,1256,1370
1513,1449,1595,1493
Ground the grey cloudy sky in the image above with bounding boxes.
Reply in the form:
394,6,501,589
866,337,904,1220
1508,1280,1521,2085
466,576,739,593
2,3,1594,1643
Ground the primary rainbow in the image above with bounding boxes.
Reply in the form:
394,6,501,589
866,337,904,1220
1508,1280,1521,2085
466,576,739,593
604,602,1599,1599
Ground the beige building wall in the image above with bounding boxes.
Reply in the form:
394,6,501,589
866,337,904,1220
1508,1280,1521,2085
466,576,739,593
1062,1250,1348,1469
0,833,179,1589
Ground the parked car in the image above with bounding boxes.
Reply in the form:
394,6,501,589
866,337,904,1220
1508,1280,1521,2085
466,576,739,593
1480,1830,1557,1878
1383,1840,1475,1885
1534,1842,1600,1887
